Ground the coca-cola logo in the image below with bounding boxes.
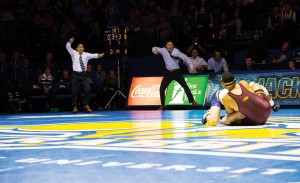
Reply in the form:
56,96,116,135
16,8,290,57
131,85,160,98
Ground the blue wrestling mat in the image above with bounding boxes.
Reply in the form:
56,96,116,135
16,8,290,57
0,109,300,183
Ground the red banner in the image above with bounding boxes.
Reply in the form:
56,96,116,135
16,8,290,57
128,77,163,106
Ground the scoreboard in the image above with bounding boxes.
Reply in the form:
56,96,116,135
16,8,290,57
104,27,127,55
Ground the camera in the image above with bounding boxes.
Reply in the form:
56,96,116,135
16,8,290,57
194,42,198,46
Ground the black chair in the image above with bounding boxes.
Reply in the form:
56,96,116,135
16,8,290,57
29,87,49,112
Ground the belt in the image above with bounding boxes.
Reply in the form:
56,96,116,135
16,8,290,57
168,69,180,72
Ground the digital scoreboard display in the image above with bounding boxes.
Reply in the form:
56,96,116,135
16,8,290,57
104,27,127,55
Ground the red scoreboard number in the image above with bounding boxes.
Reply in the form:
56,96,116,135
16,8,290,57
104,27,127,55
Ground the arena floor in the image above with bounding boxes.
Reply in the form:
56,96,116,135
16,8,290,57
0,109,300,183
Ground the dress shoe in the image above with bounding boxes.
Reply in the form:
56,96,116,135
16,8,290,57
158,105,164,110
72,106,78,113
83,105,93,112
192,101,199,106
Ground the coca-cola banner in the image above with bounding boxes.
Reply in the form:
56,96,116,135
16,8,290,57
128,77,163,106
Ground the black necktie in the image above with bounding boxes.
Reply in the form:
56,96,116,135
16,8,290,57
79,55,85,72
169,51,180,60
169,51,184,67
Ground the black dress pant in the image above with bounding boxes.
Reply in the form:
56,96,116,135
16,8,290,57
159,70,194,107
71,72,91,106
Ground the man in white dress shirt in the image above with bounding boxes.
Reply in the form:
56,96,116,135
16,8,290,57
66,37,105,113
189,48,207,73
152,40,199,110
207,49,229,72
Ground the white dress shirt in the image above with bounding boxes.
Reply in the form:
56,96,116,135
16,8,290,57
66,42,99,72
207,57,229,72
189,56,207,69
152,47,194,70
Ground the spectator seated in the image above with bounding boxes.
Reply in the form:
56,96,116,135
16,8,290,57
8,91,26,113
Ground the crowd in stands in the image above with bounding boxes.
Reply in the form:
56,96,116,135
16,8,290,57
0,0,300,113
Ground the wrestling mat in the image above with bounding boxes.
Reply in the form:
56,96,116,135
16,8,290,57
0,109,299,183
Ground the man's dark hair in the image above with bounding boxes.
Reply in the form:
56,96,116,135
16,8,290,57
76,42,84,47
165,39,174,44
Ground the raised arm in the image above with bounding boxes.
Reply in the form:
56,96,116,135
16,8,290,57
65,37,75,56
152,46,164,55
86,52,105,60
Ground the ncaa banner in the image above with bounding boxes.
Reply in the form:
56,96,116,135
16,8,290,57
165,75,209,105
204,70,300,106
